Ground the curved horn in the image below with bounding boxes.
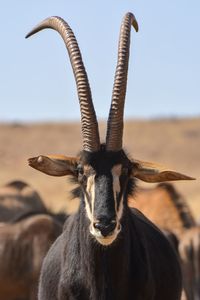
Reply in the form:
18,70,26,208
106,13,138,151
26,17,100,152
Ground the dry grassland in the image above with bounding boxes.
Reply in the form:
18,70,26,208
0,118,199,218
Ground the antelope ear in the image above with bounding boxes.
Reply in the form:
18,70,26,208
28,155,78,177
132,159,195,183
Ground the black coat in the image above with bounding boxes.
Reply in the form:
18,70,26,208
38,206,182,300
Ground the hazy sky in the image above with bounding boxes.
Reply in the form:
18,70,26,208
0,1,199,122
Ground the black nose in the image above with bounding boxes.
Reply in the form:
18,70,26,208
94,219,117,237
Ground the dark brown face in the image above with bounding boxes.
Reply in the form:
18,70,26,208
76,149,133,246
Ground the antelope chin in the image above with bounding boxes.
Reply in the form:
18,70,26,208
90,224,121,246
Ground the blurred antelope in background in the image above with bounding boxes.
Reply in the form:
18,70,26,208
131,183,200,300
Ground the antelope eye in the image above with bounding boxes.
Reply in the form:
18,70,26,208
77,164,84,175
122,167,128,175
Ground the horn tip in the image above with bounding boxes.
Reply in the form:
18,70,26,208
25,28,38,39
25,32,31,39
127,12,139,32
131,15,139,32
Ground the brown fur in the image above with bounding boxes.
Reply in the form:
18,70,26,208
0,214,62,300
179,226,200,300
130,183,199,300
129,183,196,239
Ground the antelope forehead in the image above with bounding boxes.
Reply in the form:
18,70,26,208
84,164,123,193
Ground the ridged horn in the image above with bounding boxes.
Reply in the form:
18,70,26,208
106,13,138,151
26,16,100,152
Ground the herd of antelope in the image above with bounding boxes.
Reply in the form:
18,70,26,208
0,11,198,300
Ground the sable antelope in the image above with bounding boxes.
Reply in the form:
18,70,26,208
0,181,66,300
26,12,195,300
0,180,67,224
0,180,47,223
0,214,62,300
179,226,200,300
130,183,199,300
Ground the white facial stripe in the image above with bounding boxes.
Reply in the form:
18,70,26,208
84,174,95,222
111,164,124,219
112,164,121,194
117,194,124,221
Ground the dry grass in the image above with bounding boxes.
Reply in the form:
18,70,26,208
0,118,199,218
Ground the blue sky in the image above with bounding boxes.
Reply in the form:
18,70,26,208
0,0,199,122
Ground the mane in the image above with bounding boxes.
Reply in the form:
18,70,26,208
157,183,196,228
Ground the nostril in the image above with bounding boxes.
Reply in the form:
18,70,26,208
94,222,101,230
93,220,117,237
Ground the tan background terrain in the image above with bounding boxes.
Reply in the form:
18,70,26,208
0,118,199,218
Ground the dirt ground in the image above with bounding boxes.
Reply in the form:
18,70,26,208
0,118,199,218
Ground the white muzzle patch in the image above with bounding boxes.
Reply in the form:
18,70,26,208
89,223,121,246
